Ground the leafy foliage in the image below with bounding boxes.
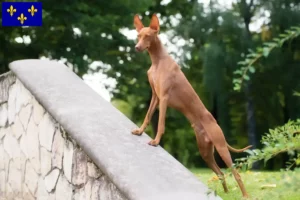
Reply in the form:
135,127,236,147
233,119,300,198
236,120,300,170
0,0,153,75
233,25,300,91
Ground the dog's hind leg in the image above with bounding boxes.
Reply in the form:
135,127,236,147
193,125,229,193
206,123,249,198
214,144,248,197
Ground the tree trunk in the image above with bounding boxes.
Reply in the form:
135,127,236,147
240,0,259,169
244,83,259,169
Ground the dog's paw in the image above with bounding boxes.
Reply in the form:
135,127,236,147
131,128,143,136
148,139,159,146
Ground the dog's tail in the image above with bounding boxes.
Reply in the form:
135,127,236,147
227,143,252,153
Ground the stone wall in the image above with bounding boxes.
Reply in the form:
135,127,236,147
4,59,221,200
0,72,127,200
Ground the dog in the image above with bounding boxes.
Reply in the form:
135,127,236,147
131,13,251,198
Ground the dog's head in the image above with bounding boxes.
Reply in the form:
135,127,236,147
133,14,160,52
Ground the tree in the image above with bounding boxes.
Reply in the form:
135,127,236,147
0,0,152,76
170,0,300,168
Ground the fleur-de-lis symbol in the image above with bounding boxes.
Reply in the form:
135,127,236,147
17,13,27,24
28,5,37,16
7,5,16,16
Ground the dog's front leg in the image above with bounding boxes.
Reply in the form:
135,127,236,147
132,90,159,136
148,95,168,146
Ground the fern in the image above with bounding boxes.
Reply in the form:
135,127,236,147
233,25,300,91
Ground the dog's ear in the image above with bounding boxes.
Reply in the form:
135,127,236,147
134,14,144,32
149,14,160,32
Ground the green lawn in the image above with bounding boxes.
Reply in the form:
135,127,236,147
190,168,300,200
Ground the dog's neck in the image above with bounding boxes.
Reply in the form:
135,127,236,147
147,36,168,65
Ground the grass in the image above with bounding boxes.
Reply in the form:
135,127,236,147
190,168,300,200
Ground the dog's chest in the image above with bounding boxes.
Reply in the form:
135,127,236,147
148,70,160,95
151,73,157,83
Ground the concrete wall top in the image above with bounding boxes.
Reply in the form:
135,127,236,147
9,59,221,200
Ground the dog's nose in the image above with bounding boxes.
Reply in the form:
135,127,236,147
135,45,140,52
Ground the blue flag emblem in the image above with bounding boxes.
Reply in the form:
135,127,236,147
2,2,42,27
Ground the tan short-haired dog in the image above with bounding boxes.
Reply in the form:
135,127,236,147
131,13,250,198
